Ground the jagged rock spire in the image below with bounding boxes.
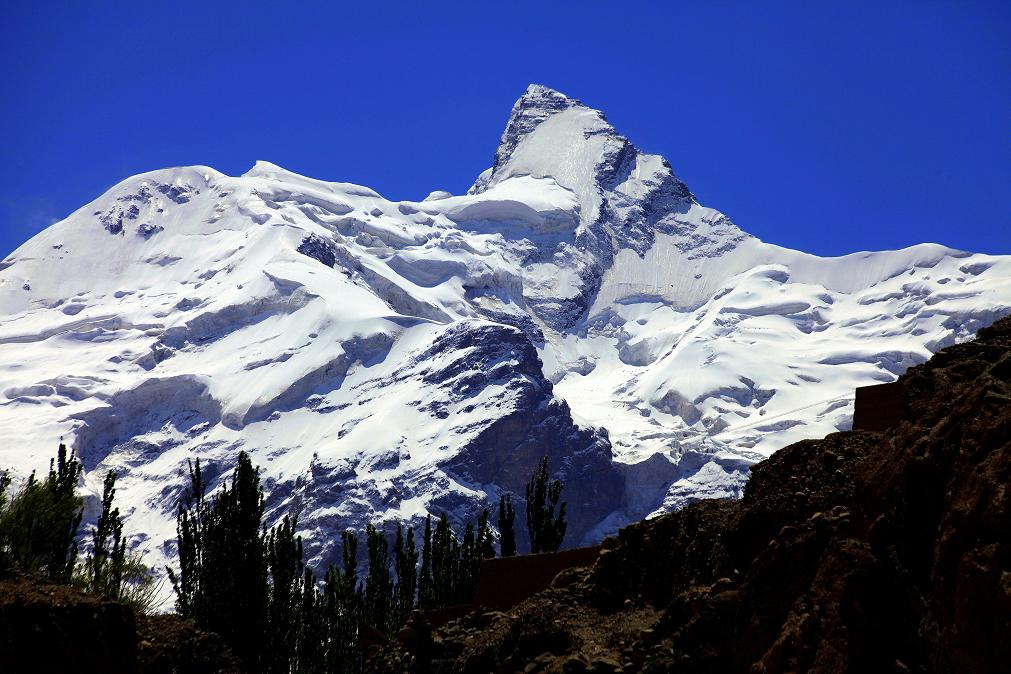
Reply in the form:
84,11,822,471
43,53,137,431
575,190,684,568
492,85,585,173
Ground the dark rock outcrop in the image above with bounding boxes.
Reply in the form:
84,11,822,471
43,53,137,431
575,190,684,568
296,233,338,268
366,316,1011,673
429,322,623,549
0,573,138,674
0,573,241,674
136,613,241,674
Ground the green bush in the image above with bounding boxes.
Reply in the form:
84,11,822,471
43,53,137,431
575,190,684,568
0,443,83,582
525,456,567,554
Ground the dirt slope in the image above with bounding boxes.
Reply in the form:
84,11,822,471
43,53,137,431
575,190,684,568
0,572,241,674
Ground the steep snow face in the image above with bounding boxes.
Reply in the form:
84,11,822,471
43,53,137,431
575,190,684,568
470,84,746,331
0,158,623,583
1,85,1009,593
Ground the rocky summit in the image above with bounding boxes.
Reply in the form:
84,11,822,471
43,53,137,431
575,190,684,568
0,85,1009,590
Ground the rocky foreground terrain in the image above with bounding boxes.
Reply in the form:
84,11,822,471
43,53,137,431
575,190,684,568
366,316,1011,673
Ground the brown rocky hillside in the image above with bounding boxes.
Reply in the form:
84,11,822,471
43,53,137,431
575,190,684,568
367,316,1011,673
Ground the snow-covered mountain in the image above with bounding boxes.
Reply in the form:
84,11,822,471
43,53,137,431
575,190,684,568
1,84,1008,578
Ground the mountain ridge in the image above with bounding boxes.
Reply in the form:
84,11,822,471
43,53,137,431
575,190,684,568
0,85,1008,599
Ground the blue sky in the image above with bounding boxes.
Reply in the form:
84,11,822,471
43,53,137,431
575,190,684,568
1,1,1008,258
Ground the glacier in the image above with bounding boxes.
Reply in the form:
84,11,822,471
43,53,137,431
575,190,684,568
0,84,1008,586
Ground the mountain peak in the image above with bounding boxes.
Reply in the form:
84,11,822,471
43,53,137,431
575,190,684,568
491,84,589,174
1,86,1008,617
517,83,580,107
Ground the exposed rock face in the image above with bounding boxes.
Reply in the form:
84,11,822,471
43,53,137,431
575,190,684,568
367,316,1011,673
485,85,584,178
433,323,622,550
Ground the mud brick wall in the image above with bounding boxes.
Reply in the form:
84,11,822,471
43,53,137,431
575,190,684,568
852,380,907,431
474,545,602,610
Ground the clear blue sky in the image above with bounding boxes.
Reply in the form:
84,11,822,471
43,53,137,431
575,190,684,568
1,1,1008,258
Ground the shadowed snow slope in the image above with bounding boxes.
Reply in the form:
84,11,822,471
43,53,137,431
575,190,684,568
1,85,1008,595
